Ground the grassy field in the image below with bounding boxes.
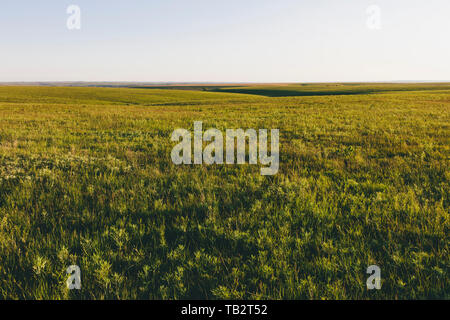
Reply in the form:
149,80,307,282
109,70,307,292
0,84,448,299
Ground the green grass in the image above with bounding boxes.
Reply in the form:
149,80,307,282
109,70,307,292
213,82,450,97
0,84,448,299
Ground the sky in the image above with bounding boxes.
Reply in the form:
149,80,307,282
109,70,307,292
1,0,449,82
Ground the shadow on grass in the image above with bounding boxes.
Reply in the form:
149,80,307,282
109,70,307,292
211,89,378,97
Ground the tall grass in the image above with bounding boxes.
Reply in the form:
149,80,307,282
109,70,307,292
0,85,448,299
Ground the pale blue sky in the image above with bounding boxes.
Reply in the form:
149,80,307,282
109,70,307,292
1,0,449,82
